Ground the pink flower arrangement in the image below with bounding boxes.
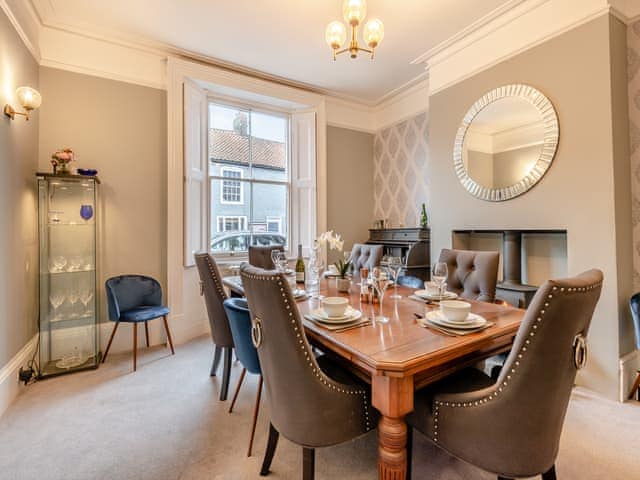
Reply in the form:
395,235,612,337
51,148,74,165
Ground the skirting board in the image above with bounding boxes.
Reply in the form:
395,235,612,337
619,349,640,402
0,334,38,419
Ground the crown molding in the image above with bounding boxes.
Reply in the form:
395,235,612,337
0,0,40,61
608,0,640,23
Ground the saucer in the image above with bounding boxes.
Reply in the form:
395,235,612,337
309,307,362,324
414,290,458,301
425,310,486,329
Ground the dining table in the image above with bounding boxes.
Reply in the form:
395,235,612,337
222,275,525,480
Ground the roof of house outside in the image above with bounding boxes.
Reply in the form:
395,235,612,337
209,129,286,170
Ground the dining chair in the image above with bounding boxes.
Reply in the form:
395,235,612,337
349,243,383,272
223,297,263,457
239,263,376,480
194,252,235,401
628,292,640,399
248,245,284,270
438,248,500,302
406,269,603,480
103,275,175,372
397,275,424,289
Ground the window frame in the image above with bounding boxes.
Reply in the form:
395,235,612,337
216,215,248,233
266,216,282,234
208,98,291,260
219,166,244,205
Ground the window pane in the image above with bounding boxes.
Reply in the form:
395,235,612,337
210,178,251,254
251,183,288,249
251,111,288,182
209,104,250,175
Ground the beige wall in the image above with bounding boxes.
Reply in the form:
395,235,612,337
38,67,167,350
429,15,629,399
327,126,374,262
0,10,39,368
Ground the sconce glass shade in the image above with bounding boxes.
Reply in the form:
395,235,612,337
16,86,42,111
342,0,366,26
363,18,384,48
325,21,347,49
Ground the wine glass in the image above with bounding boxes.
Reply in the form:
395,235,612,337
432,262,449,298
80,205,93,222
80,289,94,315
49,292,65,320
273,252,287,272
271,249,281,270
68,289,80,318
387,256,404,299
308,246,325,299
371,268,390,323
52,256,67,272
69,256,83,271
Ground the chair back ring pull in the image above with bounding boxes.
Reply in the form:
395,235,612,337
252,317,263,348
573,334,588,370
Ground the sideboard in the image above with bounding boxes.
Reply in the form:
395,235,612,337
366,227,431,281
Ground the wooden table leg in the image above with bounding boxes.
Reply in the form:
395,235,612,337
372,375,414,480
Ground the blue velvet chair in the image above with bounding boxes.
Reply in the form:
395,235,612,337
397,275,424,289
103,275,175,371
629,292,640,399
223,297,263,457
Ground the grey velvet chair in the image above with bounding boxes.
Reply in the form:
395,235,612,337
349,243,383,272
248,245,284,270
628,292,640,399
239,263,375,480
438,248,500,302
406,269,603,480
194,252,235,401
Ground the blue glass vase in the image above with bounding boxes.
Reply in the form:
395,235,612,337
80,205,93,221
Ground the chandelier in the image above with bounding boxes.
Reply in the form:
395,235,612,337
325,0,384,60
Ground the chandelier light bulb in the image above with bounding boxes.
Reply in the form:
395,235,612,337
325,21,347,49
363,18,384,48
16,86,42,111
342,0,367,26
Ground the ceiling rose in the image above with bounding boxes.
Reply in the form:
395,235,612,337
325,0,384,61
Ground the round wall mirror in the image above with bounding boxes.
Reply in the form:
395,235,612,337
453,84,559,201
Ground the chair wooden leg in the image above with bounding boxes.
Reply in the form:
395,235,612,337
302,447,315,480
144,321,150,347
162,315,175,354
628,371,640,400
132,323,138,372
102,322,119,363
228,368,247,413
260,423,279,476
247,375,263,457
542,465,557,480
211,345,221,376
406,425,413,480
220,347,233,401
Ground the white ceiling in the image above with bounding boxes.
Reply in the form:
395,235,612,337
32,0,512,103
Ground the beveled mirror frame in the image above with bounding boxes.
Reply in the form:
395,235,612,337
453,84,559,202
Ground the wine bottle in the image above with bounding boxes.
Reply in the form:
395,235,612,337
295,244,305,284
420,203,428,228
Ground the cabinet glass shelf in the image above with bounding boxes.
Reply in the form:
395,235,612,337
37,173,101,378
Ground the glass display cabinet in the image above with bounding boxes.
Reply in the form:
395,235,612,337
37,173,101,377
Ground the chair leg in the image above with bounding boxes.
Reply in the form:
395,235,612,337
628,371,640,400
542,465,557,480
211,345,221,376
102,322,119,363
406,425,413,480
302,448,315,480
162,315,175,354
132,323,138,372
144,321,150,347
220,347,233,401
228,368,247,413
260,423,279,476
247,375,263,457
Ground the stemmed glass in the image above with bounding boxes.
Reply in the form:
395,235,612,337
387,256,404,299
68,289,80,318
80,289,94,316
52,256,67,273
307,246,325,299
49,292,65,320
271,250,281,270
432,262,449,298
371,268,391,323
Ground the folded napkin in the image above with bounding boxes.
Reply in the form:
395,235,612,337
304,314,371,332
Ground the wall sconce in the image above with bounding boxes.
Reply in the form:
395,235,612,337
4,86,42,121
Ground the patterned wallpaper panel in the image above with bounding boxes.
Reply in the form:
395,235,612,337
373,112,430,227
629,21,640,288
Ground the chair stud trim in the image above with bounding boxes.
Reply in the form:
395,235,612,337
431,280,603,443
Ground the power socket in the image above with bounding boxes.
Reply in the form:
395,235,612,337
19,367,34,385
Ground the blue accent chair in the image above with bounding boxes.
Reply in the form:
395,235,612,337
104,275,175,371
223,297,262,457
629,292,640,399
397,275,424,289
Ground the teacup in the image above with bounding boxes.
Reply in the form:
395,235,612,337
322,297,349,317
440,300,471,322
424,281,441,296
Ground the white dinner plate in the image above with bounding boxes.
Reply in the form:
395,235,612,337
425,310,487,329
414,290,458,301
309,307,362,324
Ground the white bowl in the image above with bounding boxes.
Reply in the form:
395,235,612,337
440,300,471,322
322,297,349,318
